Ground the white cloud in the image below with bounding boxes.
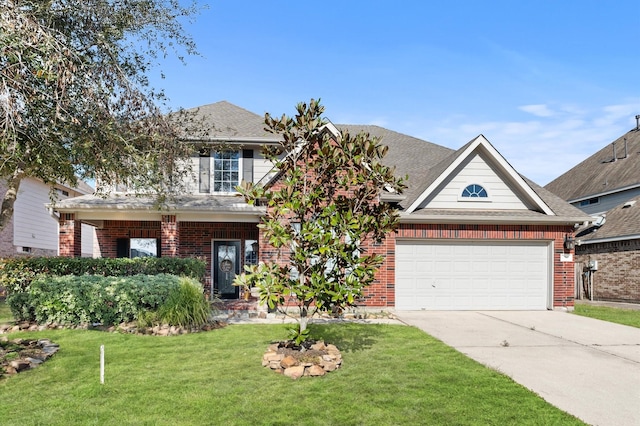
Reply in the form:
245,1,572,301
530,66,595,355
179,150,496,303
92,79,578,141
421,101,640,186
519,104,555,117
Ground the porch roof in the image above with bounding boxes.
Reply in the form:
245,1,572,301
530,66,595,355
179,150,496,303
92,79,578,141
50,194,265,215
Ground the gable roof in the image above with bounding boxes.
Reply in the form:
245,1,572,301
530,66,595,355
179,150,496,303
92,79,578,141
53,102,588,225
337,127,587,224
545,128,640,202
178,101,280,143
576,194,640,244
404,135,554,215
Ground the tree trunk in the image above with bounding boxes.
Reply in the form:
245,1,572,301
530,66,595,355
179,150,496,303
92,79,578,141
299,306,309,334
0,170,24,233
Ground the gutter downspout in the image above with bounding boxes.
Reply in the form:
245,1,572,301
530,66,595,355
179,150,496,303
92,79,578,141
48,206,60,221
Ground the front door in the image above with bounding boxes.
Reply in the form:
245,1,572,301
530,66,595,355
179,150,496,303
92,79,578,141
213,241,241,299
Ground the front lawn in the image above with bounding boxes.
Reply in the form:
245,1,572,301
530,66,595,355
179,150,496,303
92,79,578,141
0,323,583,425
573,303,640,328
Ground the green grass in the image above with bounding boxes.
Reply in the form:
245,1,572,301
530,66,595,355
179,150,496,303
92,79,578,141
574,303,640,328
0,323,583,425
0,299,12,324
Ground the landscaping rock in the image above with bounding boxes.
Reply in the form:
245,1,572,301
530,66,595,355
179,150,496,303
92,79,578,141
321,361,338,372
1,338,60,380
280,355,297,369
283,365,305,379
1,320,226,336
10,360,31,372
306,365,326,377
263,340,342,379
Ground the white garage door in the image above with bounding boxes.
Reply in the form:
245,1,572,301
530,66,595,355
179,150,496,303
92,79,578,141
395,240,550,310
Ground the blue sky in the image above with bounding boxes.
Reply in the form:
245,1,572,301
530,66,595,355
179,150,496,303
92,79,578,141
152,0,640,185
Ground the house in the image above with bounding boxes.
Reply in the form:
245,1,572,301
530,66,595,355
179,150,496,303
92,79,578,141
0,177,95,258
51,101,588,310
545,120,640,303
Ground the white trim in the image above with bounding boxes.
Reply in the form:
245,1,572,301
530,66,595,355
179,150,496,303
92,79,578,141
457,182,492,202
568,182,640,204
398,212,584,225
405,135,555,216
578,234,640,245
182,136,281,144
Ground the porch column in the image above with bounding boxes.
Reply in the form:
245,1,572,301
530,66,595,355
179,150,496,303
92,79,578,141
161,215,179,257
59,213,82,257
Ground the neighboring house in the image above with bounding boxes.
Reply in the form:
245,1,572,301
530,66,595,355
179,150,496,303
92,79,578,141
545,121,640,303
51,101,588,311
0,177,96,257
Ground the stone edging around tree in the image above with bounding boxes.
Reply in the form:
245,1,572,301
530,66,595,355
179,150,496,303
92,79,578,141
262,340,342,379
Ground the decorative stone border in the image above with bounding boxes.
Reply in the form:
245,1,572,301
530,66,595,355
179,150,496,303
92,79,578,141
262,340,342,379
0,321,226,336
1,337,59,378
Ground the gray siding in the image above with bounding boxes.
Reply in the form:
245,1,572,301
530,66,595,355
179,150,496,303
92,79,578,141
572,187,640,215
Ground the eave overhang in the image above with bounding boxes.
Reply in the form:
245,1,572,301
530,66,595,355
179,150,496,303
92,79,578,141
577,233,640,245
180,136,281,144
398,211,586,226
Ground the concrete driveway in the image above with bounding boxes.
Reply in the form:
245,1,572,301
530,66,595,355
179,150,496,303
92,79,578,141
397,310,640,426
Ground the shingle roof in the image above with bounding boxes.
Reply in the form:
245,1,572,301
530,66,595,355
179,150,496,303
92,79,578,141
577,194,640,243
54,102,587,224
178,101,278,141
545,128,640,201
52,193,265,214
337,125,586,222
337,124,454,209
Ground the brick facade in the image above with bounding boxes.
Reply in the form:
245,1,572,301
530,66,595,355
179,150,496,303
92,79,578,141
576,240,640,303
92,219,258,293
179,221,259,290
59,213,82,257
60,219,577,307
161,215,179,257
258,222,576,309
96,220,162,258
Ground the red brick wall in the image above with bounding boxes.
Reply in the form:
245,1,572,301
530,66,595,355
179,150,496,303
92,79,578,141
361,223,576,309
96,220,162,258
59,213,82,257
576,240,640,303
92,218,575,308
161,215,179,257
96,220,259,291
179,222,259,289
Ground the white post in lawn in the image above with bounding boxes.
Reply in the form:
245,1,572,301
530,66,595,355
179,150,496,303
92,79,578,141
100,345,105,384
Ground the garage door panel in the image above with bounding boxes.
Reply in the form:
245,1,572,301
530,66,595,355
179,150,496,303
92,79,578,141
395,240,550,310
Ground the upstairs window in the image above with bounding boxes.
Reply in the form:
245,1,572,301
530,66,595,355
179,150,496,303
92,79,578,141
579,197,599,207
213,151,240,192
461,184,488,198
199,150,240,193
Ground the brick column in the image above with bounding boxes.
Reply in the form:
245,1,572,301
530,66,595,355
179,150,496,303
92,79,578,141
59,213,82,257
161,215,179,257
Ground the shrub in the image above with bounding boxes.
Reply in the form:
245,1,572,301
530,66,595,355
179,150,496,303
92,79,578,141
0,256,206,295
7,274,181,325
157,278,211,328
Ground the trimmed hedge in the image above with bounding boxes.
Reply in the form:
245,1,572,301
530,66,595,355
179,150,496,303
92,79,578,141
8,274,186,325
0,257,206,294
